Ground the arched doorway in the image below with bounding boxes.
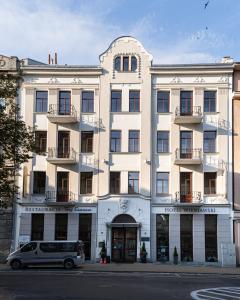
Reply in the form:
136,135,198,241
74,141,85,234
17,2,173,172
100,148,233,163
111,214,138,263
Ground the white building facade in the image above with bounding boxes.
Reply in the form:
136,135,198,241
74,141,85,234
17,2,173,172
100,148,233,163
13,37,236,265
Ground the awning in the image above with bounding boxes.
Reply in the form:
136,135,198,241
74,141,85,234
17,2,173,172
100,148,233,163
106,222,141,228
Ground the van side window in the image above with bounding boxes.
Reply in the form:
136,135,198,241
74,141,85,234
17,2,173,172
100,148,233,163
40,242,76,252
21,242,37,252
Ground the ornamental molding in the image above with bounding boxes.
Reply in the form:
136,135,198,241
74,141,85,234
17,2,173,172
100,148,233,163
48,76,59,84
170,76,182,84
194,76,205,83
72,77,82,84
218,76,228,83
119,199,129,213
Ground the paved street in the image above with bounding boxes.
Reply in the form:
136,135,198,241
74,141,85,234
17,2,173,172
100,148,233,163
0,269,239,300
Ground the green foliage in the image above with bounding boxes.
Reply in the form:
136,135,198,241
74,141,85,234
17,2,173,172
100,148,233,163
0,74,35,208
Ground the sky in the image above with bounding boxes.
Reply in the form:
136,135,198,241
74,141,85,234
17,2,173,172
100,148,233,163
0,0,239,65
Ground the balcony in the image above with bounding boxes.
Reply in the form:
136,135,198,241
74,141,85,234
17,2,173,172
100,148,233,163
47,104,78,123
45,191,77,207
47,148,77,164
174,106,202,124
80,153,99,171
175,148,202,165
173,191,203,206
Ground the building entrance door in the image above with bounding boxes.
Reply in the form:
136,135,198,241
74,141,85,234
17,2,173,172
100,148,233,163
111,227,137,263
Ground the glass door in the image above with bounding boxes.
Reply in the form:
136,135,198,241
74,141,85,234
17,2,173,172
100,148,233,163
58,131,70,158
57,172,69,202
59,91,71,115
180,172,192,203
180,131,192,159
180,91,192,115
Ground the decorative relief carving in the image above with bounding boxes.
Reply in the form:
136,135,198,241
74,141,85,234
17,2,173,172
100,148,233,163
194,76,205,83
170,76,182,84
218,76,228,83
72,77,82,84
0,55,18,70
48,77,59,84
119,199,129,213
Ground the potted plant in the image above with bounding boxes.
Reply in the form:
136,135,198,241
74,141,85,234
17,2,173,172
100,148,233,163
173,246,178,265
99,241,107,264
140,242,147,263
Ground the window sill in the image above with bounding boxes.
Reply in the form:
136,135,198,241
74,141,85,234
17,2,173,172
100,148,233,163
110,152,141,154
204,112,219,115
110,111,141,114
204,194,217,197
34,112,48,114
157,112,172,115
79,194,94,196
115,70,137,73
204,152,219,155
156,193,171,197
80,152,95,155
81,112,96,115
156,152,171,155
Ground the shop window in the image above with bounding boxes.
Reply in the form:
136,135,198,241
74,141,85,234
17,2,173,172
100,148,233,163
79,214,92,260
55,214,68,240
180,215,193,262
156,214,169,261
205,215,218,262
31,214,44,241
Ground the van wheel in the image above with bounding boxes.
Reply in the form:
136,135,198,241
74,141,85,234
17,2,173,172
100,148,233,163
64,259,74,270
10,259,22,270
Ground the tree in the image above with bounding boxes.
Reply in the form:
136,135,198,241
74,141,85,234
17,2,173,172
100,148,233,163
0,73,35,208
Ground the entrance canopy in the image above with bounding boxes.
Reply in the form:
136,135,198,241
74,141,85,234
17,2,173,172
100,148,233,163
107,214,141,228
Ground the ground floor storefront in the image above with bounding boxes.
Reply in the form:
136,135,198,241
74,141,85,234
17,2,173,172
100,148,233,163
15,202,236,266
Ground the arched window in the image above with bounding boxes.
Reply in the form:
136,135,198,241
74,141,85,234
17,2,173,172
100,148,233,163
112,214,136,223
131,56,137,71
114,56,121,71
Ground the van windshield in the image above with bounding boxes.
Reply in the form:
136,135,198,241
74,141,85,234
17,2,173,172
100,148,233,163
21,242,37,252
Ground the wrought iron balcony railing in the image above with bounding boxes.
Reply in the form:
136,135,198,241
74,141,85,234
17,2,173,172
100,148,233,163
47,147,76,160
48,104,77,117
175,106,202,117
175,148,202,160
45,190,77,203
174,191,202,205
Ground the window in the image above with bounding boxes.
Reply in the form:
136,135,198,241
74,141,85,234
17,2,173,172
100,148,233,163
59,91,71,115
40,242,76,252
35,91,48,112
204,91,216,113
35,131,47,154
156,215,169,261
111,91,122,112
31,214,44,241
204,172,217,194
79,214,92,260
131,56,137,71
110,172,120,194
80,172,93,194
55,214,68,240
157,91,170,113
180,91,193,115
82,91,94,113
114,55,137,72
114,56,121,71
129,130,140,152
33,171,46,194
205,215,218,262
21,242,37,252
110,130,121,152
123,56,129,71
156,172,169,195
204,131,216,153
157,131,169,153
129,90,140,112
180,215,193,262
128,172,139,194
81,131,93,153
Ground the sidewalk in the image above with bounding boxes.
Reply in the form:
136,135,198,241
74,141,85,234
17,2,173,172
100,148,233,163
82,263,240,275
0,262,239,275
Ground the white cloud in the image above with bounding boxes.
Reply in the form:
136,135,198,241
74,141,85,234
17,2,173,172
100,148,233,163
0,0,224,64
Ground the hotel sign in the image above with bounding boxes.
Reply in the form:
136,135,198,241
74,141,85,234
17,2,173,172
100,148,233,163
152,206,230,215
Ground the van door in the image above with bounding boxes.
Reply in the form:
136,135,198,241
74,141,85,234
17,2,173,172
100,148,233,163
19,242,38,264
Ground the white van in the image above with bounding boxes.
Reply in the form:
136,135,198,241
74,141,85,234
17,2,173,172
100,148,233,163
7,240,85,270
